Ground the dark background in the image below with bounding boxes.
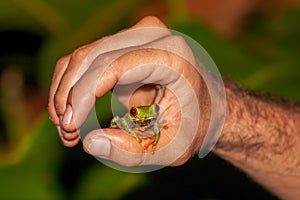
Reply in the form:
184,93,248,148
1,0,299,199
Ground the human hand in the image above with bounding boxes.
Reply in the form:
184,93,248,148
48,16,223,168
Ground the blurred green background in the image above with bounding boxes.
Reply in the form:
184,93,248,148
0,0,299,199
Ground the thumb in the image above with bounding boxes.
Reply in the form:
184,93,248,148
82,128,146,167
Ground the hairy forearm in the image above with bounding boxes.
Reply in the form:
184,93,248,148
213,78,300,199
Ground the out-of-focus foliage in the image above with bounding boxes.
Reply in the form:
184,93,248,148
0,0,148,199
0,0,299,199
171,7,300,101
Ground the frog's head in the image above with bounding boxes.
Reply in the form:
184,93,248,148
128,104,159,120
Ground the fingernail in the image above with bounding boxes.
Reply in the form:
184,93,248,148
87,134,111,158
63,104,72,125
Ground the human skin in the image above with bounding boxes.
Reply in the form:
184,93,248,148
48,16,300,199
214,79,300,199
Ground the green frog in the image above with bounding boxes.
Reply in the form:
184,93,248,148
110,104,161,152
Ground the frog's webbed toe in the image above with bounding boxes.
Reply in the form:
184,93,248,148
143,135,157,152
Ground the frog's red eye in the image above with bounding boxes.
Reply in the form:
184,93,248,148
129,107,138,117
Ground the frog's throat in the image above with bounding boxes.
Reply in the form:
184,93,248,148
132,118,153,127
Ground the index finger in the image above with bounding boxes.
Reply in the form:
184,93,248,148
61,32,197,133
52,16,169,120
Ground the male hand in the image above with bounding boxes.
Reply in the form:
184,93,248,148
48,16,214,167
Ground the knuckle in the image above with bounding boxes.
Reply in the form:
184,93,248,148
56,56,68,67
54,55,70,72
61,134,79,147
71,45,91,61
48,104,59,125
138,16,166,28
63,123,78,133
171,35,187,45
54,92,63,105
63,132,77,140
54,92,67,114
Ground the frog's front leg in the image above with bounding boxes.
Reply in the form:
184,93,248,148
120,118,142,143
110,116,120,128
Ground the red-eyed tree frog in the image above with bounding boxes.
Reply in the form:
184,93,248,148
110,104,161,152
